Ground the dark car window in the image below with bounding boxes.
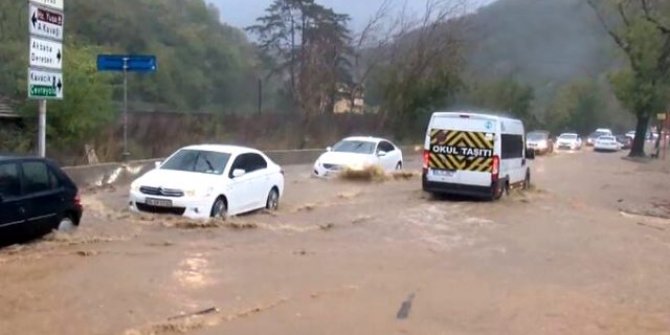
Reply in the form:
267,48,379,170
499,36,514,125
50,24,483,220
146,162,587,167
22,161,57,194
378,141,395,153
0,162,21,198
501,134,524,159
230,153,267,178
247,153,268,172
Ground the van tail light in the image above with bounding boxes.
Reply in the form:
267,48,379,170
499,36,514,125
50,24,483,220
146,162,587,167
423,150,430,170
74,193,82,207
491,155,500,182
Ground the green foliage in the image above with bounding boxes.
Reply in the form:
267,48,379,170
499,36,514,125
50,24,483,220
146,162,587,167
608,19,668,118
547,79,606,134
464,78,535,125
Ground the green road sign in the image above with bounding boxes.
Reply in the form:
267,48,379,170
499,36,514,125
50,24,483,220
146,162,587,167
28,68,63,99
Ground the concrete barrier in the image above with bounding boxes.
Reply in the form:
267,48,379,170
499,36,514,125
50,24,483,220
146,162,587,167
63,146,421,188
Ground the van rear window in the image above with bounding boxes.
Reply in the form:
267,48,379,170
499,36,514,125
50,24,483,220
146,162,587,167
501,134,524,159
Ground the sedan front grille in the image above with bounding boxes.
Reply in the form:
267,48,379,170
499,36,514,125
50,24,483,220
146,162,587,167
140,186,184,198
136,203,186,215
323,164,342,171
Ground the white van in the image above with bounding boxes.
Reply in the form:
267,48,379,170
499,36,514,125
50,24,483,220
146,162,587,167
422,112,534,200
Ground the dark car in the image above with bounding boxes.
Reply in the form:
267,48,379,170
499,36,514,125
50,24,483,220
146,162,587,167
0,156,82,246
616,135,633,149
526,131,554,155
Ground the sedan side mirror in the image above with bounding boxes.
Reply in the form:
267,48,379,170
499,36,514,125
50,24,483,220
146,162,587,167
526,149,536,160
326,146,332,152
154,161,162,169
377,151,388,157
232,169,246,178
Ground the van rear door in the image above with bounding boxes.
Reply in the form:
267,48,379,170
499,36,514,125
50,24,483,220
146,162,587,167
425,114,496,187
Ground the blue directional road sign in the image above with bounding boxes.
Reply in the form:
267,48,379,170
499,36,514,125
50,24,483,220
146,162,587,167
97,54,157,72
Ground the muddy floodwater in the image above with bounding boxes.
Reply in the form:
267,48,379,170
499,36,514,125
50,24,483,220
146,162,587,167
1,150,670,334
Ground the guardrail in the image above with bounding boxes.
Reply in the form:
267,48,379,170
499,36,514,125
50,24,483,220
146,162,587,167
62,146,421,188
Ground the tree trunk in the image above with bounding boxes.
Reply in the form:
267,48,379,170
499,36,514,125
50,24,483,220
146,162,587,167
630,114,650,157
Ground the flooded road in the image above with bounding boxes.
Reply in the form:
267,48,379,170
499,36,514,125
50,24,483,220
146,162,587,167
1,151,670,334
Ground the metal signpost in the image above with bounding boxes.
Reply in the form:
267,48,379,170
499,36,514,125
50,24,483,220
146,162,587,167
97,55,157,160
27,0,64,157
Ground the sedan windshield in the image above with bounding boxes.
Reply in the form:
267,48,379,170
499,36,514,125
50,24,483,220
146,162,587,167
161,150,231,175
599,136,615,141
527,133,548,141
332,140,376,154
590,131,607,138
559,134,578,140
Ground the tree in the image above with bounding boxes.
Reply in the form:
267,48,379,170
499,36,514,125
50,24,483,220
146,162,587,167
21,46,115,155
363,0,469,140
586,0,670,157
247,0,352,147
465,78,536,125
547,79,606,134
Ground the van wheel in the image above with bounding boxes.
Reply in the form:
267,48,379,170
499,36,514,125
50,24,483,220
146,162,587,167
523,170,531,190
492,181,505,201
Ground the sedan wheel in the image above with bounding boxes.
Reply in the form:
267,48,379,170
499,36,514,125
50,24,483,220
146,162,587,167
211,198,227,219
395,162,403,171
57,216,76,232
266,188,279,210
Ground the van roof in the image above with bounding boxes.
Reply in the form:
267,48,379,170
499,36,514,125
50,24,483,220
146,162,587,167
431,111,521,123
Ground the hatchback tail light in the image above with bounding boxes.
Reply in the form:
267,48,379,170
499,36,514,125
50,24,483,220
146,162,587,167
491,155,500,182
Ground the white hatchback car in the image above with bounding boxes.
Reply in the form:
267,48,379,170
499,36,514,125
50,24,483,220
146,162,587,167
129,145,284,219
313,137,403,177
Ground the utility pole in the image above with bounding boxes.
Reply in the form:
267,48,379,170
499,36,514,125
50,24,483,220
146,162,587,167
37,100,47,157
122,57,129,161
258,78,263,115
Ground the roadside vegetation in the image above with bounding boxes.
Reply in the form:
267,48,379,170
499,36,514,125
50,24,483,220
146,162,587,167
0,0,668,162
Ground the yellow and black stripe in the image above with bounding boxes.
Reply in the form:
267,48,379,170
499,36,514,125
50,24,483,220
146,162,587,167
428,130,494,172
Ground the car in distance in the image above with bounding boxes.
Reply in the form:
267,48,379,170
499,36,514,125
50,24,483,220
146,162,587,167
615,135,633,150
526,131,554,155
0,156,82,246
129,145,284,219
556,133,582,151
422,112,535,200
594,135,622,152
313,136,403,177
587,129,612,146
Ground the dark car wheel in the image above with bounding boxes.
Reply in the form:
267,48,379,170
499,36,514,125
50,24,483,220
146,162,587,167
266,188,280,211
210,197,228,219
56,214,77,232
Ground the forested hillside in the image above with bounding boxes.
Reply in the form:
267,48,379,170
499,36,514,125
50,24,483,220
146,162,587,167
462,0,634,132
0,0,259,113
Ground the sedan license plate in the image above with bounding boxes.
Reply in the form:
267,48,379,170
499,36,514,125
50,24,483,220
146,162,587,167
146,198,173,207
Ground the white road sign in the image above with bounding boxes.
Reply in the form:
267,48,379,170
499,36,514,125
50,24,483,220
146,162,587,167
29,3,64,41
29,36,63,70
30,0,64,11
28,68,63,100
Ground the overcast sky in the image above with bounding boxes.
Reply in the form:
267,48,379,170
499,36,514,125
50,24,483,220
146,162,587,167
209,0,497,32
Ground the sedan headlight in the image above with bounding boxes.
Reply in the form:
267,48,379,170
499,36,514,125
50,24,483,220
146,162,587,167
186,187,214,198
130,181,140,193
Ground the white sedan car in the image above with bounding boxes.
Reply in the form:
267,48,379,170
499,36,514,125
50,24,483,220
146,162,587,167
555,133,583,151
129,145,284,219
313,137,403,177
594,135,622,152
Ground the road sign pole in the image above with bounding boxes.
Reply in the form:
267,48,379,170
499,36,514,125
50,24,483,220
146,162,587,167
122,58,129,161
38,100,47,157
